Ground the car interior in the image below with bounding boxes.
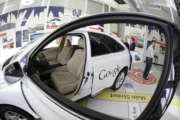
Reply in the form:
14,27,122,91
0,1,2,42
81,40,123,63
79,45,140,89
31,34,86,96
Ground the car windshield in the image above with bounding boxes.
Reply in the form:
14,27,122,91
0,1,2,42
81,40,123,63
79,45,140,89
12,33,49,60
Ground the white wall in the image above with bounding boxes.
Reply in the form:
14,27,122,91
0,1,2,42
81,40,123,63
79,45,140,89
87,0,103,15
0,0,130,51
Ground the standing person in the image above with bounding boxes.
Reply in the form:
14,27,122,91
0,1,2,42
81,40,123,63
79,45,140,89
123,36,130,49
130,37,136,51
143,40,154,80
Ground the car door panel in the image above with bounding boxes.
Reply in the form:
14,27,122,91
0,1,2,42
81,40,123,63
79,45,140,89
91,51,129,96
22,76,82,120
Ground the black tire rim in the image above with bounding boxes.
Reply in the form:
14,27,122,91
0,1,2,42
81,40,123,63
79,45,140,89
115,72,125,89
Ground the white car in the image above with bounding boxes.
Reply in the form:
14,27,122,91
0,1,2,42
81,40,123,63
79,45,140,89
0,29,130,119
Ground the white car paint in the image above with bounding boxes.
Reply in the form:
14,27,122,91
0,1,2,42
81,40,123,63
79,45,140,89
0,48,20,69
69,30,130,100
22,76,85,120
0,71,39,119
0,30,130,119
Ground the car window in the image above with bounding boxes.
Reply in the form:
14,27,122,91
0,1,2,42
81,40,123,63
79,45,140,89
89,32,111,57
104,35,125,52
65,35,82,46
89,32,124,57
44,37,62,49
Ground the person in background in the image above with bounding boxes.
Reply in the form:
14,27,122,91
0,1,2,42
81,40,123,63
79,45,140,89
130,37,136,51
143,40,154,80
123,36,129,49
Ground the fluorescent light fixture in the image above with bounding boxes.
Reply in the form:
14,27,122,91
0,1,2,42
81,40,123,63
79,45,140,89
114,0,126,4
21,0,34,6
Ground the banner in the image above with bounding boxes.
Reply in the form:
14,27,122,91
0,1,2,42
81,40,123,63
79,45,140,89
0,6,64,48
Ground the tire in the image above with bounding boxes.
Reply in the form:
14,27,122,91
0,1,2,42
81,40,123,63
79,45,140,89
111,70,126,90
0,105,34,120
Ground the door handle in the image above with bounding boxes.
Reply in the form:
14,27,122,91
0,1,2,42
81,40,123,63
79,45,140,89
83,72,90,85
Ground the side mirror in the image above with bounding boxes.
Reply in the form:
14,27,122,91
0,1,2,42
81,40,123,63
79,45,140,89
4,62,24,84
28,13,179,120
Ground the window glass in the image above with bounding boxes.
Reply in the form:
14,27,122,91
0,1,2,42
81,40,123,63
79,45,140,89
103,34,125,52
89,32,124,57
89,32,111,56
44,37,62,49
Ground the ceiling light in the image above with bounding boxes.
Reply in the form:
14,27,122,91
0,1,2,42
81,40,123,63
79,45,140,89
21,0,34,6
114,0,126,4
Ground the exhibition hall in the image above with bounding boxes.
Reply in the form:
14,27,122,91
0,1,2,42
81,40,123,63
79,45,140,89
0,0,179,120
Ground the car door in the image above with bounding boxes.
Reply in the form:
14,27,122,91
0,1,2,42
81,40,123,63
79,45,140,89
20,34,89,119
66,32,93,101
88,32,129,96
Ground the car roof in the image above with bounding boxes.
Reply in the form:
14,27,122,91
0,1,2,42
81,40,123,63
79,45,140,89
69,29,123,44
69,28,111,35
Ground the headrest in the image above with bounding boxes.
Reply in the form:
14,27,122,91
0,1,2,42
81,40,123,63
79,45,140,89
64,39,71,46
78,38,85,49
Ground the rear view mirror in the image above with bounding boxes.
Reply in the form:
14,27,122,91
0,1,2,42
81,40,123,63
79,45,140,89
28,13,179,120
4,62,23,84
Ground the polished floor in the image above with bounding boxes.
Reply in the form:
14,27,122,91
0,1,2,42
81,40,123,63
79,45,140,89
76,63,180,120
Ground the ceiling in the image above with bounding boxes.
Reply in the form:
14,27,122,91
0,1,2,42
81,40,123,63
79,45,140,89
0,0,4,4
0,0,179,28
125,0,180,28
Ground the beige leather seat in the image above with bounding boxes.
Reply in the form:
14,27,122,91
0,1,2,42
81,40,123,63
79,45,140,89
44,39,74,65
42,47,58,63
51,39,85,95
57,48,72,65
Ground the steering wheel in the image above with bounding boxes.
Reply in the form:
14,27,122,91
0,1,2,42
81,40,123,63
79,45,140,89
34,52,50,70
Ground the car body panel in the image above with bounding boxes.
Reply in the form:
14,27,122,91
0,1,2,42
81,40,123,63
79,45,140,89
0,71,39,119
91,51,130,96
67,30,130,99
86,31,130,96
22,76,83,120
70,32,93,101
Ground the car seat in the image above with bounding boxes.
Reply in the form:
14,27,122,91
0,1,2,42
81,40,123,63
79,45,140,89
43,38,74,66
50,38,85,95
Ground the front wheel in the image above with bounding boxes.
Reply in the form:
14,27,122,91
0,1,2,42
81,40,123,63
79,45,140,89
0,106,34,120
111,70,126,90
